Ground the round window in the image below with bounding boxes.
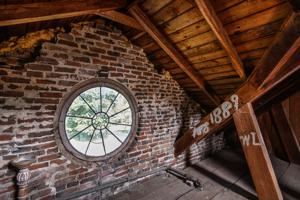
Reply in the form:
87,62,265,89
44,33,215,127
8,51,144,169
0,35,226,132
57,78,138,161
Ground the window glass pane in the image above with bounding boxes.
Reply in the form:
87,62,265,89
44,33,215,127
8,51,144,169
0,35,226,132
80,87,100,113
106,124,131,142
65,116,92,138
87,130,106,156
67,96,95,118
109,108,132,125
102,129,122,153
107,94,129,116
101,87,119,113
69,126,95,154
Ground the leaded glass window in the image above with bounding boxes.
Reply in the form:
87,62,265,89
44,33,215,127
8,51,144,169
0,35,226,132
58,79,137,161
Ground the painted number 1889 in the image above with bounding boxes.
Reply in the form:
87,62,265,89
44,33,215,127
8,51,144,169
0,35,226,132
192,94,239,138
210,94,239,124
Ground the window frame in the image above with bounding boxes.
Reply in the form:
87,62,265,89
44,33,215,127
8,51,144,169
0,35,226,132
57,78,138,162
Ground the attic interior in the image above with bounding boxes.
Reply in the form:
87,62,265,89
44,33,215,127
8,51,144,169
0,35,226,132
0,0,300,199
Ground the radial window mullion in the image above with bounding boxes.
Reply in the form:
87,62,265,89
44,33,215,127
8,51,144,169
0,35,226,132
100,87,102,113
106,92,119,113
100,129,107,155
109,107,130,118
85,128,96,155
109,122,132,126
68,124,92,140
66,115,92,120
80,95,96,114
106,128,123,143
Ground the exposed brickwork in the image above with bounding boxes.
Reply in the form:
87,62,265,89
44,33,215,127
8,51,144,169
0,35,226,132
0,23,225,199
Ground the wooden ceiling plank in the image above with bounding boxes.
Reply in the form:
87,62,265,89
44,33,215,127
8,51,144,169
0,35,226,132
193,57,231,70
226,2,291,36
173,5,289,52
95,10,144,30
141,0,172,16
129,4,221,105
0,0,126,27
167,0,284,44
130,31,147,41
195,0,246,80
151,0,194,26
156,47,265,70
155,32,272,63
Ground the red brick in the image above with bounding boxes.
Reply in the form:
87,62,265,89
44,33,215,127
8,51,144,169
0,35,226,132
53,53,68,59
39,92,62,98
26,64,53,71
58,80,77,86
57,39,78,48
0,69,8,75
54,67,76,73
113,46,127,52
101,55,117,61
73,56,90,63
25,85,49,91
85,32,101,41
92,58,108,65
1,76,30,83
27,71,43,77
64,60,81,67
36,57,59,65
0,91,24,97
35,98,59,104
50,159,66,166
89,47,105,54
29,162,48,171
38,154,60,162
36,79,56,85
0,134,13,141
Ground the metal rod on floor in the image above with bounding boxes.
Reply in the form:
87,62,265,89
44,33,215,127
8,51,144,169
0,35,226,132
166,167,203,190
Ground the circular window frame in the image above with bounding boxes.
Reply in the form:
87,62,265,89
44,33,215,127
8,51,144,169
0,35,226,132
56,78,138,162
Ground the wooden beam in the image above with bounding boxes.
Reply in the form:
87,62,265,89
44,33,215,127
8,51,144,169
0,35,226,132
174,13,300,157
0,0,126,27
259,36,300,89
195,0,246,80
233,103,283,200
129,4,220,105
95,10,144,30
270,103,300,164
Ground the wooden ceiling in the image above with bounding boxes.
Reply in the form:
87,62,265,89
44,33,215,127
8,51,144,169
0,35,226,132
0,0,293,111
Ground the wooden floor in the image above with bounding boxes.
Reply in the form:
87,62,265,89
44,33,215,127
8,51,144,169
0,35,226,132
107,170,248,200
107,149,300,200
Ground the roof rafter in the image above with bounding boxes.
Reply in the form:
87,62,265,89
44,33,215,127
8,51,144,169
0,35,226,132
128,4,221,106
95,10,144,31
0,0,126,27
195,0,246,80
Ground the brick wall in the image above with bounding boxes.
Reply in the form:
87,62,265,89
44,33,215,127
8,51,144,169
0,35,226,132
0,22,225,199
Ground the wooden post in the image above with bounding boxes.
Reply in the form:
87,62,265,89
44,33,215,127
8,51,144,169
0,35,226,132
233,103,283,200
195,0,246,80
